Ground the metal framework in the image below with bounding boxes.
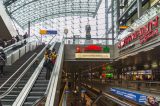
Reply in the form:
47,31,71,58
3,0,102,28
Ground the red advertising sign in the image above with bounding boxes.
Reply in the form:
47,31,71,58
84,45,102,51
118,16,159,49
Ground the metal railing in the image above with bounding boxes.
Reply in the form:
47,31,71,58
5,41,40,65
45,42,64,106
64,37,110,45
89,79,160,95
12,39,56,106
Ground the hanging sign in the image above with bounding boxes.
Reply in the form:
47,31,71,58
40,30,57,35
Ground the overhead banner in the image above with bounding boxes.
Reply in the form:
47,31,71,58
75,53,110,59
40,30,57,35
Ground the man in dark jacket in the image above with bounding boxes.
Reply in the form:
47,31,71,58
0,47,6,75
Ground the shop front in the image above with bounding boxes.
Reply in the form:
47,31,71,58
113,14,160,94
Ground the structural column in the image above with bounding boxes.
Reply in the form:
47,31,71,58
105,0,108,45
116,0,120,35
111,0,114,45
137,0,142,18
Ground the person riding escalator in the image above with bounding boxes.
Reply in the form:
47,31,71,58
44,48,57,80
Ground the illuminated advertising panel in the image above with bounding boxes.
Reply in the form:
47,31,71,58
110,88,159,105
75,53,110,59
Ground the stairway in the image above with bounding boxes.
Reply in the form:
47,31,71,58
0,45,45,106
23,43,61,106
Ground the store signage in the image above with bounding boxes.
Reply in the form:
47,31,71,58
75,53,110,59
84,45,102,51
76,45,110,53
110,88,147,105
118,16,159,49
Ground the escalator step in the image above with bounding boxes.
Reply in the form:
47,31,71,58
26,96,41,102
35,80,49,83
2,95,17,99
33,84,48,87
31,87,47,92
1,99,15,105
29,92,44,96
23,102,34,106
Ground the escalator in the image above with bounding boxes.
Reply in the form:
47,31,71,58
23,43,61,106
4,39,27,55
0,45,44,88
0,44,46,106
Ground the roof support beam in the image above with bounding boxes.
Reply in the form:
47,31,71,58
93,0,102,18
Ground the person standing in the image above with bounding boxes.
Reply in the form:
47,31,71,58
44,49,52,80
50,49,57,65
0,47,6,76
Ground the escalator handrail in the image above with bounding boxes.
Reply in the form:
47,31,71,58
12,42,56,106
45,42,63,95
82,83,132,106
32,95,47,106
0,41,40,90
31,43,63,106
45,42,64,106
4,38,29,53
102,92,132,106
32,43,63,106
0,53,37,90
0,38,54,99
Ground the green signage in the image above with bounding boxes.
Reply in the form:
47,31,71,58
106,73,113,78
103,46,110,53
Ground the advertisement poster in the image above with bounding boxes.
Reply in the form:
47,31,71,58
110,88,159,105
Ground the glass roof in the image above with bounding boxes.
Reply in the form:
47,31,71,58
3,0,102,28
